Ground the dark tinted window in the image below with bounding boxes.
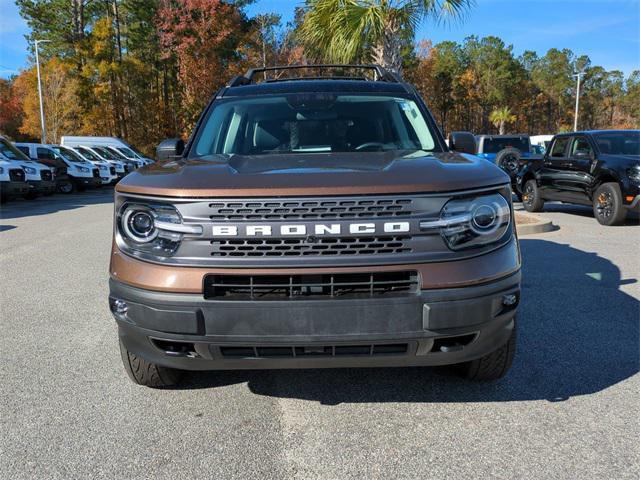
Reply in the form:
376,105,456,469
0,139,31,161
481,137,530,154
593,132,640,155
550,137,570,157
570,137,592,156
16,146,30,156
37,147,54,160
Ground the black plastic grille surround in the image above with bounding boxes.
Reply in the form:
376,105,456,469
211,235,412,257
208,197,414,221
204,271,419,300
40,170,52,181
9,169,25,182
219,343,409,358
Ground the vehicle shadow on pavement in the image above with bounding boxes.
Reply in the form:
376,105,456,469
182,239,639,404
0,189,114,221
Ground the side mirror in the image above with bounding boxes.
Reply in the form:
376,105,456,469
156,138,184,161
448,131,477,155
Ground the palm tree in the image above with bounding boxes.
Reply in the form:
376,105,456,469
300,0,473,74
489,107,516,135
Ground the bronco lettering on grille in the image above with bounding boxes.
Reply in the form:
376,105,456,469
211,222,410,237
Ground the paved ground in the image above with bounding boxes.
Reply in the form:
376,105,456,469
1,190,638,479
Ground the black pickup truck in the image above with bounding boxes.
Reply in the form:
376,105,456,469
516,130,640,225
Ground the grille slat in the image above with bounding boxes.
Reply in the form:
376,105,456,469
211,236,412,257
40,170,52,181
208,198,414,221
204,271,418,301
9,169,25,182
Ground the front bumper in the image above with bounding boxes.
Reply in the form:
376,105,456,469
72,175,102,188
27,179,56,195
110,271,520,371
0,180,29,197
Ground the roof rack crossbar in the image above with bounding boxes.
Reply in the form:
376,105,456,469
227,64,401,87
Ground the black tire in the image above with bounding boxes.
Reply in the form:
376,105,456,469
592,182,627,226
119,338,184,388
522,179,544,212
58,181,75,194
495,148,521,179
459,321,517,381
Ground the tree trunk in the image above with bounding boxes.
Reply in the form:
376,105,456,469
499,120,505,135
372,20,402,74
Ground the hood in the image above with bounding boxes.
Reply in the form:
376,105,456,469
599,153,640,165
115,150,510,197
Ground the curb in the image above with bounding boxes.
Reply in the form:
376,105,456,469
515,212,557,235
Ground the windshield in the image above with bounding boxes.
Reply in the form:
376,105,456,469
593,132,640,155
191,94,437,158
54,146,89,163
92,146,120,160
117,146,137,158
481,137,530,154
77,147,103,162
0,139,31,161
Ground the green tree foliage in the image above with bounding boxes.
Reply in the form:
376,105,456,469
300,0,473,73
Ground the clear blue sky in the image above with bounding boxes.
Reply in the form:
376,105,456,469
1,0,639,79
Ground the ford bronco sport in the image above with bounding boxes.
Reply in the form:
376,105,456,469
109,65,521,388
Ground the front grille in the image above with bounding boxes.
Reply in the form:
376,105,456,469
109,167,115,175
211,235,411,257
204,271,419,300
219,343,408,358
208,198,414,221
9,169,25,182
93,168,100,178
40,170,52,181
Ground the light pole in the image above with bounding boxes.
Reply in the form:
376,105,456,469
34,39,51,143
573,71,585,132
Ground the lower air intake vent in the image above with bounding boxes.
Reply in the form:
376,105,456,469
220,343,409,358
204,271,419,300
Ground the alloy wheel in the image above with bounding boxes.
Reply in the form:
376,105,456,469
595,192,613,219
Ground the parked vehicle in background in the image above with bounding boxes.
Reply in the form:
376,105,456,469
54,145,117,186
73,145,128,180
110,65,520,388
99,146,144,169
517,130,640,226
91,146,139,172
0,137,55,199
16,143,102,193
61,136,154,164
530,135,554,155
104,145,151,167
0,157,28,202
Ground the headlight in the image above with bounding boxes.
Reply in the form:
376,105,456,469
117,202,202,258
22,166,36,174
420,193,511,250
628,166,640,183
77,166,90,173
99,165,108,171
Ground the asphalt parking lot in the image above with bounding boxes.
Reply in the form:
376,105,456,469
1,190,638,479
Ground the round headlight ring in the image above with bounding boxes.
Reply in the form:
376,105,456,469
121,207,158,243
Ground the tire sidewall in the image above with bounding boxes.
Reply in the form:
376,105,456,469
593,183,626,226
495,148,521,179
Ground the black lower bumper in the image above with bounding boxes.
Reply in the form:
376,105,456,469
28,179,56,195
0,180,29,197
72,176,102,188
110,271,520,371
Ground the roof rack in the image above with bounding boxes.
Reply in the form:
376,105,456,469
227,64,401,87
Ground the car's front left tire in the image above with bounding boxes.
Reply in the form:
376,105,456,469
458,320,516,381
119,338,184,388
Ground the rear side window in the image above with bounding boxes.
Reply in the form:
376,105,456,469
37,148,54,160
570,137,592,157
481,137,530,154
16,146,31,156
550,137,570,157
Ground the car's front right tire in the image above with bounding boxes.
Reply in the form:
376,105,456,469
119,338,184,388
593,182,627,226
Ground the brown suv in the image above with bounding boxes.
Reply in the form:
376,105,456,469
109,65,520,387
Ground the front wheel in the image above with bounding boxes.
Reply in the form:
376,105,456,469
58,181,75,194
593,183,627,226
458,321,516,381
119,338,184,388
522,179,544,212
